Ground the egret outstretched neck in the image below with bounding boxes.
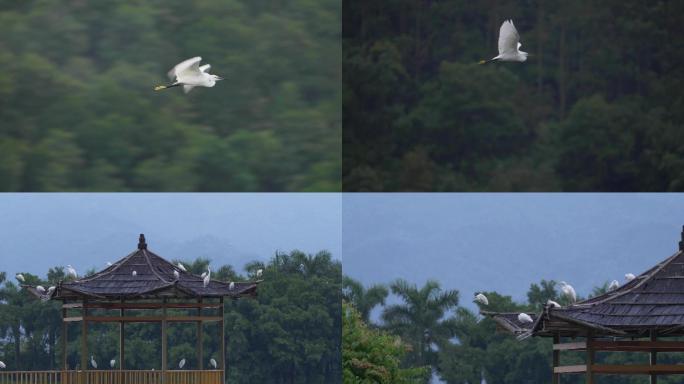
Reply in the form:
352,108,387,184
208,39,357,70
154,83,181,91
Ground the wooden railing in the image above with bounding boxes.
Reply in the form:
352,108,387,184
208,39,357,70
0,370,222,384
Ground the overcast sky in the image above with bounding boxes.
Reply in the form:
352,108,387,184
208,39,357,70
0,193,341,276
343,193,684,313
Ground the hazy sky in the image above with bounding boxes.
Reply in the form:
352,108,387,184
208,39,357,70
0,193,341,276
343,193,684,313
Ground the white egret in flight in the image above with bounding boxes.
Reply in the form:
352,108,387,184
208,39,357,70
518,313,533,324
66,265,78,279
155,57,223,93
559,281,577,303
547,300,561,308
210,358,217,369
177,262,187,272
608,280,620,290
625,273,636,282
15,273,25,283
479,19,528,64
474,293,489,306
178,358,186,369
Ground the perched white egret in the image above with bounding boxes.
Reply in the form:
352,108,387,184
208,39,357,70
155,57,223,93
0,361,5,369
16,273,25,283
177,262,187,272
132,270,137,276
178,358,186,369
36,285,46,294
625,273,636,282
90,355,97,369
110,359,116,368
474,293,489,306
479,19,528,64
256,269,263,278
608,280,620,290
210,358,217,369
229,281,235,290
547,300,561,308
200,272,208,278
66,265,78,279
518,313,533,324
47,286,56,295
106,262,112,267
203,269,211,288
174,270,180,279
559,281,577,303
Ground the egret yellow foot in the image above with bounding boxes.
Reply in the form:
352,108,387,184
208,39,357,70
478,60,487,65
154,85,166,91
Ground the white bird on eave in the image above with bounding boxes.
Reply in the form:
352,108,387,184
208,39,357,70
177,262,187,272
90,355,97,369
479,19,529,64
559,281,577,303
66,265,78,279
36,285,46,294
608,280,620,290
210,358,217,369
155,57,223,93
178,358,186,369
547,300,561,309
625,273,636,282
174,270,180,280
518,313,533,324
203,267,211,288
474,293,489,306
110,359,116,368
15,273,25,283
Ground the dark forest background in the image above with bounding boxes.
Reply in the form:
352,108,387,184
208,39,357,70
0,251,342,384
343,276,684,384
343,0,684,191
0,0,340,192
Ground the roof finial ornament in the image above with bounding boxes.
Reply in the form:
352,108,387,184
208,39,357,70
679,226,684,251
138,234,147,250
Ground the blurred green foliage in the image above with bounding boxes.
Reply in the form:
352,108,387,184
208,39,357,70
343,0,684,191
0,0,340,191
1,250,342,383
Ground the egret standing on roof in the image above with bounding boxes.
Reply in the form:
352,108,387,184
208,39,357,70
177,262,187,272
608,280,620,290
479,19,528,64
559,281,577,303
210,358,217,369
155,57,223,93
15,273,25,283
518,313,533,324
110,359,116,368
66,265,78,279
625,273,636,282
178,358,186,369
547,300,561,308
474,293,489,306
90,355,97,369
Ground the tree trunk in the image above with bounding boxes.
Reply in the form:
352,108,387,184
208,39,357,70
13,324,21,369
536,0,544,95
558,16,566,119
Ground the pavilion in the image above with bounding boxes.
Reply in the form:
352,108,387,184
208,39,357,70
486,228,684,384
6,234,259,384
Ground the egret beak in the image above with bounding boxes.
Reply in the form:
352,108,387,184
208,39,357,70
154,85,166,91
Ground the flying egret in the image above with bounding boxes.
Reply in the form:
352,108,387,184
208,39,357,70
229,281,235,290
110,359,116,368
179,358,186,369
90,356,97,369
547,300,561,308
132,270,137,276
559,281,577,303
608,280,620,290
474,293,489,306
0,361,5,369
625,273,636,282
479,19,528,64
174,270,180,279
36,285,46,293
518,313,533,324
177,262,187,272
256,269,263,278
210,358,217,369
16,273,25,283
155,57,223,93
66,265,78,279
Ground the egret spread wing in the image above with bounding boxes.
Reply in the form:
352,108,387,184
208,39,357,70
168,56,202,80
199,64,211,73
498,20,520,55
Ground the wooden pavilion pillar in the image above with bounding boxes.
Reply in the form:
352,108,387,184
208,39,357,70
586,332,594,384
197,298,204,369
62,305,68,371
162,298,168,382
552,334,560,384
220,297,226,383
650,330,658,384
119,299,125,371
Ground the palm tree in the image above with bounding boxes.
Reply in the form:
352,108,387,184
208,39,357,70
342,276,388,323
382,279,459,372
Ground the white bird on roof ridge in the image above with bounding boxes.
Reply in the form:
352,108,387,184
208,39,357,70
559,281,577,303
15,273,25,283
177,262,187,272
36,285,45,293
479,19,528,64
547,300,561,308
210,358,217,369
178,358,186,369
155,57,223,93
66,265,78,279
474,293,489,306
256,269,263,278
229,281,235,290
110,359,116,368
203,267,211,288
106,262,112,266
90,355,97,369
174,270,180,279
608,280,620,290
518,313,533,324
132,270,137,276
625,273,636,282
